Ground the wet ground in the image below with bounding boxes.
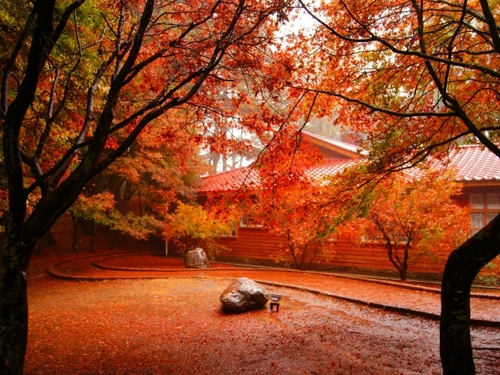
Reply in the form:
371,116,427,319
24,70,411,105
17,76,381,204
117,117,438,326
24,250,500,374
46,252,500,325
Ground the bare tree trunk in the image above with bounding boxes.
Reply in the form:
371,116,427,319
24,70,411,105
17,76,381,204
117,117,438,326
440,214,500,375
222,155,228,171
109,229,119,249
386,243,407,281
88,221,97,252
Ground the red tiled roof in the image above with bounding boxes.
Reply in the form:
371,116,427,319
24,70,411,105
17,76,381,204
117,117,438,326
198,143,500,193
198,167,260,193
306,159,357,180
447,144,500,182
198,159,356,193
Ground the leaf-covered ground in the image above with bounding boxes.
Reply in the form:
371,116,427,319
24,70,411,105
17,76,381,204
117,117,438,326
25,242,500,375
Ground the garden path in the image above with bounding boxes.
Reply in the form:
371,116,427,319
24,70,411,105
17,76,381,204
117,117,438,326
43,252,500,326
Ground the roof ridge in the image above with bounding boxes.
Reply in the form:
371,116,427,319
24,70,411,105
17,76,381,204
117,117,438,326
203,166,249,178
302,131,359,148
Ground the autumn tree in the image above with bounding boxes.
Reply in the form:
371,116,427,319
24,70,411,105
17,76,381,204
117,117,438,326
288,1,500,373
0,0,295,373
69,114,206,252
251,129,341,269
203,87,264,174
163,201,238,256
343,168,469,281
68,191,116,252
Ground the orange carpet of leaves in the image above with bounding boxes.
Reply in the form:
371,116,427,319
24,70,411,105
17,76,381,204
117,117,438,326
23,237,498,375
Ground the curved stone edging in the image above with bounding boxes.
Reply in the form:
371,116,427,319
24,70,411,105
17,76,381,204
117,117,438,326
44,253,500,328
47,265,500,328
95,253,441,292
93,261,244,273
93,261,442,293
49,252,500,299
254,280,442,322
93,260,500,300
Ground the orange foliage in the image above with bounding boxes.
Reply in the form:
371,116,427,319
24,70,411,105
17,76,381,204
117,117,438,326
245,128,341,269
0,1,301,371
339,168,469,281
288,0,500,169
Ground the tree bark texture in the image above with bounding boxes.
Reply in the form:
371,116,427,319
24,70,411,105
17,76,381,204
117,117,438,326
0,241,30,375
440,214,500,375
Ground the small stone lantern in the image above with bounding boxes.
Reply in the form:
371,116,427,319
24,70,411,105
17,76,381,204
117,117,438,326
269,293,282,312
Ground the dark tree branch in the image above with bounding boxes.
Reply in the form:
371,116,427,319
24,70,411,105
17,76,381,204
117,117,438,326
1,6,37,118
479,0,500,54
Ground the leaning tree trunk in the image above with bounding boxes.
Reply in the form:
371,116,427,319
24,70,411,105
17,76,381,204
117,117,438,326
440,214,500,375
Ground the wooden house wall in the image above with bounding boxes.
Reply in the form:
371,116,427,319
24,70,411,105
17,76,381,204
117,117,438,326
215,227,287,265
211,227,451,280
204,188,500,281
460,185,500,277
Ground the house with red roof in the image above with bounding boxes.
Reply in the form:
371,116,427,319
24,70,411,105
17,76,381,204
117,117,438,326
194,133,500,279
446,145,500,235
200,132,361,194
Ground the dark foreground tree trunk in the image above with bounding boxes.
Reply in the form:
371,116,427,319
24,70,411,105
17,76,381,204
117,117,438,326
35,230,57,254
441,214,500,375
0,242,31,375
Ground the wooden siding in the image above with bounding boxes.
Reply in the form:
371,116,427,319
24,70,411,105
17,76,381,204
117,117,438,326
160,188,496,282
215,227,287,265
210,228,452,280
203,189,500,281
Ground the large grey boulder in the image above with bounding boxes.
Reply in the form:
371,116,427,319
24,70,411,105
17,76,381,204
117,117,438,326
220,277,270,313
185,247,210,269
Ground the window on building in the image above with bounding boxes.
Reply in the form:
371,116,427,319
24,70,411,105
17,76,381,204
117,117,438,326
326,232,338,243
362,235,409,245
240,213,262,228
470,193,500,235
